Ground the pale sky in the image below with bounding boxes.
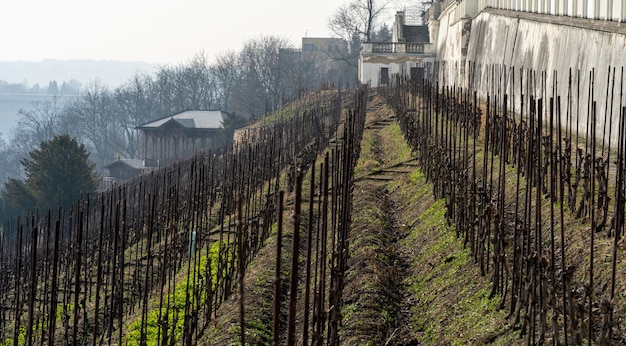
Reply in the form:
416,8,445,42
0,0,408,65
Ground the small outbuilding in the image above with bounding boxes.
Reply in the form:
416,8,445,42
100,158,150,189
103,159,146,180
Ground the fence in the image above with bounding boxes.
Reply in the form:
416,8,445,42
362,42,434,55
439,0,626,22
382,65,626,343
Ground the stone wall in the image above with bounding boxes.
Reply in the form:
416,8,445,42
434,2,474,85
436,7,626,147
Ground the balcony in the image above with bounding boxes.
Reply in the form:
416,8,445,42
362,42,434,55
442,0,457,9
427,2,442,21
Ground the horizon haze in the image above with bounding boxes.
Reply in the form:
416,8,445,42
2,0,341,65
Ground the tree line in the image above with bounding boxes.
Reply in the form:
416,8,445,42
0,79,82,95
0,35,357,221
0,0,394,221
0,35,355,182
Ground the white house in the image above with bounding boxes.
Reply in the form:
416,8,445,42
359,11,436,87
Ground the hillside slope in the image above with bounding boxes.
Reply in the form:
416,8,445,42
340,96,520,345
199,94,526,344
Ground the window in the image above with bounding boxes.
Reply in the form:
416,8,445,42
303,43,315,52
380,67,389,85
410,67,424,82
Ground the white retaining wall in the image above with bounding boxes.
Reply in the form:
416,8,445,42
459,9,626,148
478,0,626,21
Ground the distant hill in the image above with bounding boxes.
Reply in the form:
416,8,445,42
0,59,157,88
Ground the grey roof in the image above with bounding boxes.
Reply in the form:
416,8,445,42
403,25,430,43
104,159,145,170
138,110,226,130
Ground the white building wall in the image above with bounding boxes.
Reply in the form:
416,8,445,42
359,57,436,87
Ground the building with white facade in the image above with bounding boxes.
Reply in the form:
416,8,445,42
359,11,436,87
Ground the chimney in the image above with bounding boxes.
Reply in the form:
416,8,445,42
395,11,405,42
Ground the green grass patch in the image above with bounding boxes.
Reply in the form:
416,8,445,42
380,123,413,164
399,185,515,344
124,240,232,345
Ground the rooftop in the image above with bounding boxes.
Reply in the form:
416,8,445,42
403,25,430,43
104,158,145,170
137,110,227,130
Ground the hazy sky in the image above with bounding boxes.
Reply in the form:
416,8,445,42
1,0,406,65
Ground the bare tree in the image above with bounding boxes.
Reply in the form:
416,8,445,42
173,52,220,111
212,50,245,113
63,80,122,169
328,0,392,42
327,0,393,72
235,35,295,118
0,134,21,186
112,73,158,159
0,96,70,184
16,95,64,145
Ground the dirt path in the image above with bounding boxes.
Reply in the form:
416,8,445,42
341,94,520,345
340,96,420,345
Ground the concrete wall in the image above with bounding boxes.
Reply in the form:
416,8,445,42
459,9,626,147
434,3,474,85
